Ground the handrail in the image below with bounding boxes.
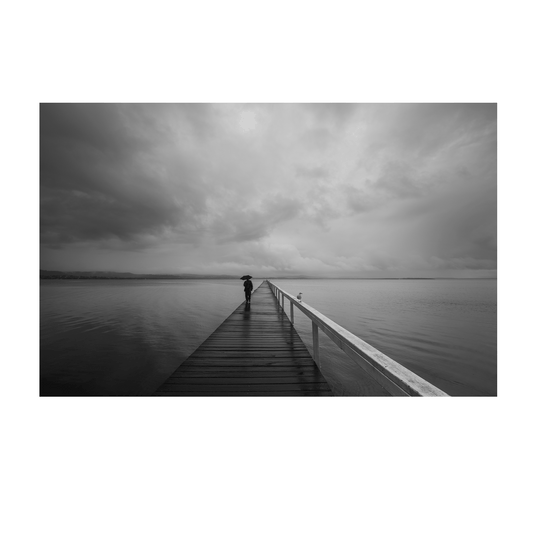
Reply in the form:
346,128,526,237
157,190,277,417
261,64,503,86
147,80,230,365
266,280,448,397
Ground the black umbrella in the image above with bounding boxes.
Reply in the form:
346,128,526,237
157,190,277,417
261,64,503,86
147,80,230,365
240,275,253,280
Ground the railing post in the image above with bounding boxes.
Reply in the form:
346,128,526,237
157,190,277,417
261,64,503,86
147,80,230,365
281,293,284,311
290,301,294,323
312,322,319,366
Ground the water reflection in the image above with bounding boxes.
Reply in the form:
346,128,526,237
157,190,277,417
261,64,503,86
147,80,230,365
40,278,496,396
40,279,250,396
275,279,496,396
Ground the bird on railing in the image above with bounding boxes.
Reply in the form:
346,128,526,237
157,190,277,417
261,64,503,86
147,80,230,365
297,292,303,302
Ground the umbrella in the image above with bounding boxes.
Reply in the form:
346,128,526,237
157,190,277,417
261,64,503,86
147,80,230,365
240,275,253,280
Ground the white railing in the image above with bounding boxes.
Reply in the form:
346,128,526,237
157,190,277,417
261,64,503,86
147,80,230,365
266,280,448,397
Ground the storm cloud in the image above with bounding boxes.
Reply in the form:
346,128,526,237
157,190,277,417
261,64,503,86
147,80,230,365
40,103,496,277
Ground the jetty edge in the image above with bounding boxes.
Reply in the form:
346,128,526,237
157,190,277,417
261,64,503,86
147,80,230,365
267,280,448,397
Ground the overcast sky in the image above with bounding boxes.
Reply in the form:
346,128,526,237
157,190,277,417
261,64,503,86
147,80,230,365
40,103,496,277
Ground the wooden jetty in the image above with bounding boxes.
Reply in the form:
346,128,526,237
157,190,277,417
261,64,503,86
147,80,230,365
155,280,448,397
154,281,333,396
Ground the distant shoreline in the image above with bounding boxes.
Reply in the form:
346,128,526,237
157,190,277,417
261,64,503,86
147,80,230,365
40,270,496,281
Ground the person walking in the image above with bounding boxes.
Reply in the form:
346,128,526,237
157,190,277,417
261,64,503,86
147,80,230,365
243,277,253,303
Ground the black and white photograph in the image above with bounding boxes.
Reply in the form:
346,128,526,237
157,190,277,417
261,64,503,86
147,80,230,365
40,103,497,397
4,1,532,532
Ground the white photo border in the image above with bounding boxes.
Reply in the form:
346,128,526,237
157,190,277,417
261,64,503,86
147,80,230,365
17,84,516,416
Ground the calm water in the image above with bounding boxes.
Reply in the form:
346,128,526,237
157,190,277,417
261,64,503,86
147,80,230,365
40,278,497,396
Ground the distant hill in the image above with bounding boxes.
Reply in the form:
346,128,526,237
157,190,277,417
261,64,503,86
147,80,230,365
40,270,236,279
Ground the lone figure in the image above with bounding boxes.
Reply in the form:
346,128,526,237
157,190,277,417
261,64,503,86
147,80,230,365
244,278,253,303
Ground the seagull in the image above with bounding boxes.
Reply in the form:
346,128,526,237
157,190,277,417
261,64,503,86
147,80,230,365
297,292,303,302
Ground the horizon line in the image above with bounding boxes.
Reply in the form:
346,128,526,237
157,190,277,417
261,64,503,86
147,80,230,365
40,269,497,280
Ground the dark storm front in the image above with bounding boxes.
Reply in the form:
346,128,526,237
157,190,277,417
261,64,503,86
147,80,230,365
40,278,496,396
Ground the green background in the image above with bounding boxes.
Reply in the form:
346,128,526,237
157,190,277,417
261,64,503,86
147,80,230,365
4,1,520,532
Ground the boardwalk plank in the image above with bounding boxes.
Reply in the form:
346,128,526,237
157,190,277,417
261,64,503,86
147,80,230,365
175,360,318,368
157,383,333,392
154,391,334,396
169,371,326,378
164,377,330,385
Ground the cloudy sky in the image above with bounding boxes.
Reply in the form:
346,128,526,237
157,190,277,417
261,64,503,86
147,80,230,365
40,103,496,277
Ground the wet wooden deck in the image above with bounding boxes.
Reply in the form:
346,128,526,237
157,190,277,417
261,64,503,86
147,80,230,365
154,281,333,396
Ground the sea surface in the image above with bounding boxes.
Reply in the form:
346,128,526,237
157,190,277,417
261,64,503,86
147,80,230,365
40,278,497,396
